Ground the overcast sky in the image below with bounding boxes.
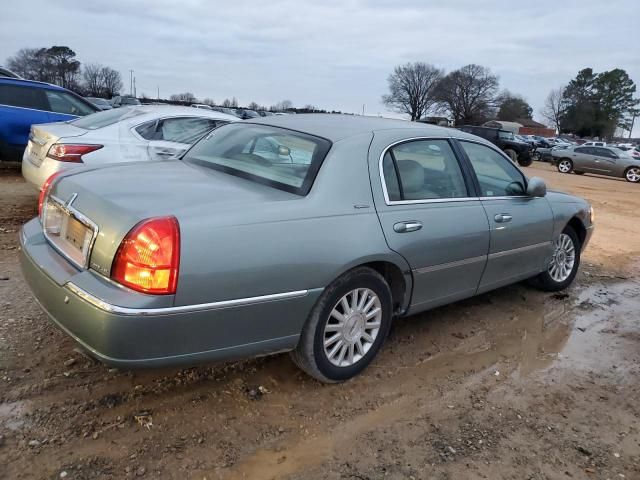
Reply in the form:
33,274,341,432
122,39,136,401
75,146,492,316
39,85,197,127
2,0,639,134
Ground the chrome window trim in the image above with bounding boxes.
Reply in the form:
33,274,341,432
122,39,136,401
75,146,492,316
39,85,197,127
42,194,99,270
65,282,309,316
378,136,476,206
413,255,486,275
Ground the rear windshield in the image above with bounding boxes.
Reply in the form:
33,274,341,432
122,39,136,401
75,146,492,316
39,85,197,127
71,107,145,130
183,123,332,195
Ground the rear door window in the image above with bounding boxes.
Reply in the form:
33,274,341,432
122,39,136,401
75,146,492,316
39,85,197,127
44,90,95,116
383,139,468,201
0,84,48,110
136,117,220,144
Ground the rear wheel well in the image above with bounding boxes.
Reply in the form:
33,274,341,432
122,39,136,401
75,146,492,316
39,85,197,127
360,261,406,314
567,217,586,248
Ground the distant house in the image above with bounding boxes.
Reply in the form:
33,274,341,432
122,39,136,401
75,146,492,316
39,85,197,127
483,118,556,137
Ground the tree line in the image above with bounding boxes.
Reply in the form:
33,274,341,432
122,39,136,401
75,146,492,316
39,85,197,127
383,61,639,140
6,46,123,98
541,68,639,139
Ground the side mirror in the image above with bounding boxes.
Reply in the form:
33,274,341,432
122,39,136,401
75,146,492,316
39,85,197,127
526,177,547,197
278,145,291,156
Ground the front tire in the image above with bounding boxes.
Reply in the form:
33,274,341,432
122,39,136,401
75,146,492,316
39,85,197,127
557,158,573,174
625,166,640,183
290,267,393,383
530,226,580,292
504,149,517,163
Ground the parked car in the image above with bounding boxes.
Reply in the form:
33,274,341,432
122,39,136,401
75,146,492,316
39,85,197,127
111,96,141,108
538,144,571,162
0,77,98,162
190,104,213,110
20,115,593,382
85,97,113,111
581,141,606,147
0,66,22,79
211,106,241,117
235,109,261,120
22,105,237,190
553,145,640,183
457,125,535,166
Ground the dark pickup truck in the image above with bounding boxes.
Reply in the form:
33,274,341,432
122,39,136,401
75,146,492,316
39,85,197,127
457,125,535,167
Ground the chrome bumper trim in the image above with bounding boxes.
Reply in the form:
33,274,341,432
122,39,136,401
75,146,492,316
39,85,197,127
65,282,309,316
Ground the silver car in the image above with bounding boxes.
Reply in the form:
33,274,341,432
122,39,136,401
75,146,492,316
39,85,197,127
20,115,593,382
553,145,640,183
22,105,237,190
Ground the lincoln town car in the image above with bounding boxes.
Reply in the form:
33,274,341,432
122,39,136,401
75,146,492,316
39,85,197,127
20,115,594,382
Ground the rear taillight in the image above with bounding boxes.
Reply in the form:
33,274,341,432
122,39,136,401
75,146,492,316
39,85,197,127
38,172,62,218
111,216,180,295
46,144,103,163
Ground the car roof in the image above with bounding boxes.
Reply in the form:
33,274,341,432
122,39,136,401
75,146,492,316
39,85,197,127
0,77,66,90
109,105,239,123
247,113,475,142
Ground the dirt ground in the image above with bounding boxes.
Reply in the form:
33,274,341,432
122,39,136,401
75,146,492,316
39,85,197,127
1,162,639,480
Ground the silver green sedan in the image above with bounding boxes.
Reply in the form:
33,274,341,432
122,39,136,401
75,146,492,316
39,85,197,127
553,145,640,183
20,115,594,382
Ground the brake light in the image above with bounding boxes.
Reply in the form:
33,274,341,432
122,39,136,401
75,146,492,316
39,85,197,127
111,216,180,295
46,144,103,163
38,172,61,218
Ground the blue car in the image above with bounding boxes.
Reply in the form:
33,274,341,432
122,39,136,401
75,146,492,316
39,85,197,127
0,78,97,162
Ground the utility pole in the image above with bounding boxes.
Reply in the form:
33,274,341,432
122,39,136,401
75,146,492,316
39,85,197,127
157,85,160,101
362,104,365,116
129,70,134,96
133,76,136,98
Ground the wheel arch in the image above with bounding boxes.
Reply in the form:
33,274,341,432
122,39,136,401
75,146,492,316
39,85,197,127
567,216,587,248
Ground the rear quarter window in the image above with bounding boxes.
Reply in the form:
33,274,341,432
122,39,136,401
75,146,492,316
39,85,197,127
0,84,47,110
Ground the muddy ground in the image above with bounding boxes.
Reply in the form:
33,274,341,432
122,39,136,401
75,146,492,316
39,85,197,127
0,162,639,480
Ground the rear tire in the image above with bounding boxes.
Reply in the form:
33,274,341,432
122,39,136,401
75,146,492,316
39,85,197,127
290,267,393,383
517,156,533,167
504,149,517,163
624,166,640,183
530,225,580,292
557,158,573,174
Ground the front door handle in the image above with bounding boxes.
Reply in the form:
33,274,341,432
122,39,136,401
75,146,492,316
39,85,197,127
494,213,513,223
393,221,423,233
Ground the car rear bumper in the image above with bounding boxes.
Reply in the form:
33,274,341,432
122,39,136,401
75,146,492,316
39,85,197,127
20,219,322,368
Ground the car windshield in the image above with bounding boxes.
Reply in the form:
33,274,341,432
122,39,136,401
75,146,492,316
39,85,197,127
498,130,514,140
183,123,332,195
122,97,141,105
70,107,145,130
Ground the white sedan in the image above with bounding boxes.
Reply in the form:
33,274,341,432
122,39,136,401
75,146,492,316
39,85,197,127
22,105,237,190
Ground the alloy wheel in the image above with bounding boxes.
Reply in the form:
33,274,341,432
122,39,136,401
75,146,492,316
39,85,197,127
558,160,572,173
549,233,576,282
626,167,640,183
323,288,382,367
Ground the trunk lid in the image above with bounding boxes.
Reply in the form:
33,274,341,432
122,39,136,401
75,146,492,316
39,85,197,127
26,123,88,167
49,160,299,277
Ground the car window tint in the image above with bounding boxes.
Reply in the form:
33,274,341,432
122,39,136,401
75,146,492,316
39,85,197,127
574,147,588,154
183,124,331,196
382,152,401,201
460,141,526,197
596,148,614,158
158,117,218,144
387,140,468,200
0,84,47,110
45,90,95,116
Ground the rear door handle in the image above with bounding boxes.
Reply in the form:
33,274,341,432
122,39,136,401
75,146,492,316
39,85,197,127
494,213,513,223
393,221,422,233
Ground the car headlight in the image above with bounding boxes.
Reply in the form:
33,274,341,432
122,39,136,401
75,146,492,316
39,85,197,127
590,206,595,224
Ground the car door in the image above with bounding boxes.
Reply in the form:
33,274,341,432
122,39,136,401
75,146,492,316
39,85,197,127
370,134,490,313
456,140,554,293
591,147,617,174
568,146,596,172
0,83,50,160
137,117,220,161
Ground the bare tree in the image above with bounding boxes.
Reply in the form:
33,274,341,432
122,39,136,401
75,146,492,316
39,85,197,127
202,98,216,106
540,86,565,133
170,92,197,103
435,64,500,125
101,67,122,98
82,63,104,96
247,101,261,111
382,62,443,121
271,99,293,112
